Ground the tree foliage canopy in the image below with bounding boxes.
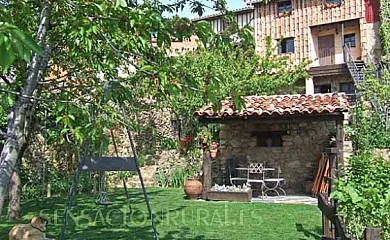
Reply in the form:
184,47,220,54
0,1,310,212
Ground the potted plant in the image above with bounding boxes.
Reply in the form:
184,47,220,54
183,165,202,200
210,141,218,158
198,129,211,144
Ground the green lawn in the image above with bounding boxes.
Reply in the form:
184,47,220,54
0,188,322,239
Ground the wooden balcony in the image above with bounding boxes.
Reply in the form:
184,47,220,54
307,63,349,77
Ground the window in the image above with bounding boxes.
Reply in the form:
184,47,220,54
254,131,287,147
325,0,342,6
340,82,355,94
340,82,356,103
278,38,295,54
277,0,292,15
314,84,331,94
344,34,356,48
220,20,227,32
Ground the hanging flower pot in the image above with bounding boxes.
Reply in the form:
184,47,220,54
210,149,218,158
210,141,218,158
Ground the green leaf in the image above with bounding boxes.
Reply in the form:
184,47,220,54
56,116,63,123
140,65,154,72
57,104,65,112
10,28,42,56
130,19,136,28
345,185,362,204
93,3,103,12
6,95,14,106
68,114,75,121
10,39,25,59
115,0,127,9
0,40,15,73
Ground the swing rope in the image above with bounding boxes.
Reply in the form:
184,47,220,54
59,109,159,240
95,170,112,205
121,108,159,240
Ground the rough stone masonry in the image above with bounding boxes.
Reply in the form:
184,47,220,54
216,121,336,193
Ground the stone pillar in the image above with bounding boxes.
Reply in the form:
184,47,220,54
306,77,314,94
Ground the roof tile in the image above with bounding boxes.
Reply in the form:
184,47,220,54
195,93,350,118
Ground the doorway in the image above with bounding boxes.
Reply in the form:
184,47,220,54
318,35,335,66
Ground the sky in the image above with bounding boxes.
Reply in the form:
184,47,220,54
163,0,248,19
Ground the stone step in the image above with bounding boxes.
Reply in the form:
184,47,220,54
127,181,157,188
112,180,156,188
126,165,157,187
129,176,156,182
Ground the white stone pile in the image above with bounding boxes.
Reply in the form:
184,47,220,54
211,184,251,192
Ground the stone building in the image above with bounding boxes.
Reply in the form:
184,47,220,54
167,6,255,55
196,93,349,194
246,0,381,102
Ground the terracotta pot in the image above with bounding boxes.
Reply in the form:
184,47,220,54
210,150,217,158
179,139,187,150
184,178,203,200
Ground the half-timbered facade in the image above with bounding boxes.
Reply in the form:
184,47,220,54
169,7,255,56
192,6,255,33
249,0,381,98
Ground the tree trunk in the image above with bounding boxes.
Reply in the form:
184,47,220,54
7,135,30,220
0,5,51,217
7,169,21,220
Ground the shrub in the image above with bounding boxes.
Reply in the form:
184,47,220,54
331,151,390,239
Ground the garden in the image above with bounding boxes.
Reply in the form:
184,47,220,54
0,188,322,240
1,0,390,239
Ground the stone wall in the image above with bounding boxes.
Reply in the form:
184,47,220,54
216,121,336,193
313,74,354,93
131,107,177,152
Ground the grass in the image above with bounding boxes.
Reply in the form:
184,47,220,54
0,188,322,239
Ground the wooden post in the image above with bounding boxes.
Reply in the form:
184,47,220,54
335,118,344,177
334,117,344,239
323,213,330,237
202,151,212,200
365,228,381,240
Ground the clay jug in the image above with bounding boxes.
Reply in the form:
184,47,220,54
184,178,202,200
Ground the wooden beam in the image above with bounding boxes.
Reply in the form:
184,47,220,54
335,118,344,177
308,64,350,77
199,113,345,124
318,193,336,223
202,151,212,200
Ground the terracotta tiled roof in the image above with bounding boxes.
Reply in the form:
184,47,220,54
195,93,350,118
191,6,254,22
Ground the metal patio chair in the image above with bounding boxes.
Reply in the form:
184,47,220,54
247,162,266,197
263,165,286,196
226,158,248,185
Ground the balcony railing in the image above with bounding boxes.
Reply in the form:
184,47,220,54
318,47,335,66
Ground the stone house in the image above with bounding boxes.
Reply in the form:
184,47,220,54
167,6,255,56
196,93,349,194
246,0,381,101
